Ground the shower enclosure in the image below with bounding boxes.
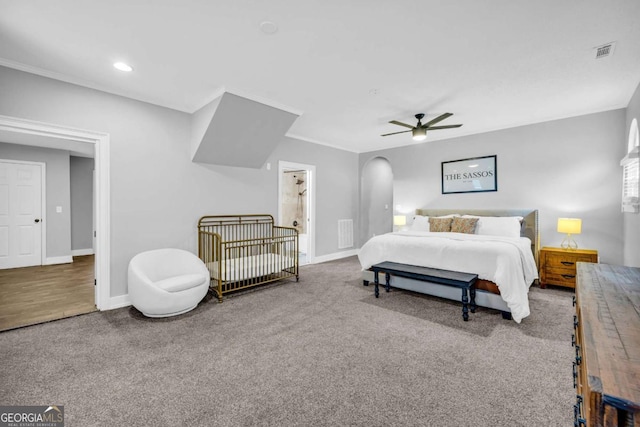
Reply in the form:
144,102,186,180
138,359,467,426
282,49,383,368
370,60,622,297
281,170,308,262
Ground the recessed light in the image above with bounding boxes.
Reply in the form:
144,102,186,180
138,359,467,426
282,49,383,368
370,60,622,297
260,21,278,35
113,62,133,72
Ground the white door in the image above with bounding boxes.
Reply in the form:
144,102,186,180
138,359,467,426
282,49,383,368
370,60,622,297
0,160,43,269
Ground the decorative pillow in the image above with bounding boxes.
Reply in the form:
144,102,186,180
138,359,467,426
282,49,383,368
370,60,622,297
410,215,430,232
429,217,453,232
451,217,479,234
474,216,523,238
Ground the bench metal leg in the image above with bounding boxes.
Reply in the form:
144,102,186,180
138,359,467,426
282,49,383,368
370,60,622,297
374,272,379,298
461,288,469,321
385,272,391,293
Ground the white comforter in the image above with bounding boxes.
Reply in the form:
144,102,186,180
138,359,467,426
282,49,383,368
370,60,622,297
358,231,539,323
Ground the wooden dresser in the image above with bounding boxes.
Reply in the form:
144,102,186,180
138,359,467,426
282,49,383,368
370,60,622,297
539,247,598,288
573,263,640,427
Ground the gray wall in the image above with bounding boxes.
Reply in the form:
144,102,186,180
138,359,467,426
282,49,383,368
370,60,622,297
0,66,359,298
0,142,71,258
70,156,94,251
624,80,640,267
359,109,627,265
269,136,359,256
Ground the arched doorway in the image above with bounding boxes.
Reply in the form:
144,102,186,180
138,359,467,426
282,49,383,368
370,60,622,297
360,157,393,244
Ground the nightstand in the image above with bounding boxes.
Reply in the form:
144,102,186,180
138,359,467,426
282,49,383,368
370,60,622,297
539,247,598,289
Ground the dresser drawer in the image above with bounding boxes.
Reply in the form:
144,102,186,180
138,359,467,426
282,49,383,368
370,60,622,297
545,252,596,270
544,270,578,288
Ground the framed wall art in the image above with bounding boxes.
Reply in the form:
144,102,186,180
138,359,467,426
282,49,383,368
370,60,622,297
441,155,497,194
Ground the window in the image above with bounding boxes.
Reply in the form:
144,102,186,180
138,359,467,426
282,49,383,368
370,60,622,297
622,118,640,213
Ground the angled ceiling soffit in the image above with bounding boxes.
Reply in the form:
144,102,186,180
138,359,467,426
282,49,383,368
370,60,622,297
191,91,300,168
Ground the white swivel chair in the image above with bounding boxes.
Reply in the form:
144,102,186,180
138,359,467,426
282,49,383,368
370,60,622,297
128,248,210,317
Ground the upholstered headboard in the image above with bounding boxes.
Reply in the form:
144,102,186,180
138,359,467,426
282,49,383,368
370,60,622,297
414,208,540,267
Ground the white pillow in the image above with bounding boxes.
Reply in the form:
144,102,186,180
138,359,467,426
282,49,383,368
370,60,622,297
410,215,430,232
474,216,522,238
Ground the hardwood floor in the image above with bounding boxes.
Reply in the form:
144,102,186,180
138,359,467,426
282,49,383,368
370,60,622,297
0,255,96,332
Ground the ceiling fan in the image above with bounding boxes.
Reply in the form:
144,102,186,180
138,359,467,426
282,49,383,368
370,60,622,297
381,113,462,141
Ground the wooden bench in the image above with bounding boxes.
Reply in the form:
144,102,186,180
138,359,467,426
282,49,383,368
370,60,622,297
370,261,478,321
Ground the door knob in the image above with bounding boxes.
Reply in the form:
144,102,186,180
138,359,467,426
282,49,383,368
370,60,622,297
34,219,40,223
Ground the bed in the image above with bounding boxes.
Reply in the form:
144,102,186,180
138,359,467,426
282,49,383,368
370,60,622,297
359,209,539,323
198,214,299,302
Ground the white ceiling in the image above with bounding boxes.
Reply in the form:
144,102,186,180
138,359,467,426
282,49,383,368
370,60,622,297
1,0,639,153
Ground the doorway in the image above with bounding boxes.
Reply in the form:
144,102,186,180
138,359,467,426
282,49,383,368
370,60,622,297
360,157,393,242
278,161,315,264
0,152,97,330
0,114,111,311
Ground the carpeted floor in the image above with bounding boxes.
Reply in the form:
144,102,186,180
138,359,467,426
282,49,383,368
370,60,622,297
0,256,574,426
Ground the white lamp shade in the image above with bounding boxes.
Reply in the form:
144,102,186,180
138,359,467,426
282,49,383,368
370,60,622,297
393,215,407,226
557,218,582,234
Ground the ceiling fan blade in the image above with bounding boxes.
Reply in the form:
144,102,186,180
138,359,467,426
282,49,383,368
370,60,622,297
425,124,463,130
389,120,415,129
422,113,453,128
381,130,412,137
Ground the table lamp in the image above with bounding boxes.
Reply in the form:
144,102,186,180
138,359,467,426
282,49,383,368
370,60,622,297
393,215,406,231
557,218,581,250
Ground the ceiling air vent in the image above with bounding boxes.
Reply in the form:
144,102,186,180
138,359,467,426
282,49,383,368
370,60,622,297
594,42,616,59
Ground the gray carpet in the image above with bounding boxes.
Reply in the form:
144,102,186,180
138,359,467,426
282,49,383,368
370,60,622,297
0,256,574,426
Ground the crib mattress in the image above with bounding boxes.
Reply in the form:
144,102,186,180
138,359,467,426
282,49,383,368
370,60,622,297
207,253,294,282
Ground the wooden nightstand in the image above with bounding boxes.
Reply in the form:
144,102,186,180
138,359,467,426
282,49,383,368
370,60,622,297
539,247,598,289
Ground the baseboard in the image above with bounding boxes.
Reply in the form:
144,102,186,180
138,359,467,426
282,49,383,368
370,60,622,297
102,250,358,310
72,248,94,256
311,249,358,264
105,294,131,310
43,255,73,265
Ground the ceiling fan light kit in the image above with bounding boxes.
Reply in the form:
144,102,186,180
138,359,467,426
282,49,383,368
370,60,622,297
412,127,427,141
382,112,463,141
